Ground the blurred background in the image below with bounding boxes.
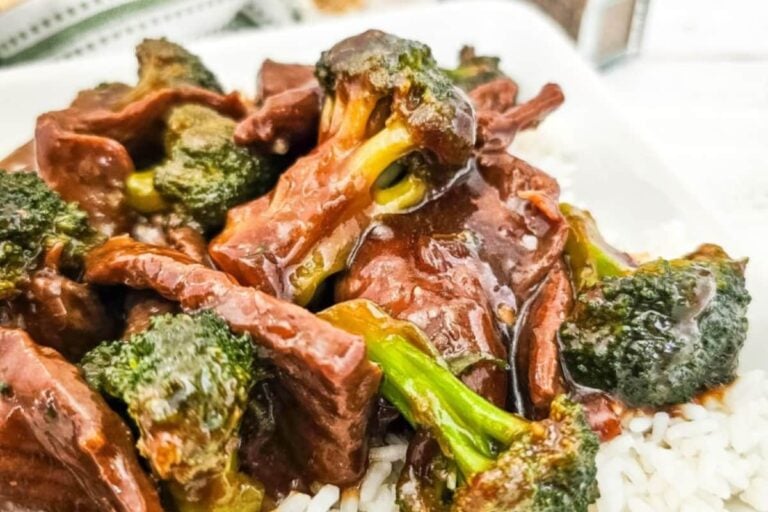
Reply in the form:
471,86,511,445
0,0,765,288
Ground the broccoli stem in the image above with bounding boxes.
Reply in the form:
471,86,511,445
560,203,634,290
368,334,534,473
334,94,378,142
289,229,356,306
341,120,416,187
125,169,169,214
373,173,427,209
321,86,380,144
319,300,532,478
287,120,419,305
367,334,496,477
319,96,335,138
170,454,263,512
322,300,600,510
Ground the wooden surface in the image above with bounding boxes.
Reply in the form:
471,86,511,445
602,0,768,345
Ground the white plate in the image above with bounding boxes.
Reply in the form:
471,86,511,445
0,0,764,369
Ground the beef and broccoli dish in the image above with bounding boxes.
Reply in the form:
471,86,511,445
0,33,751,512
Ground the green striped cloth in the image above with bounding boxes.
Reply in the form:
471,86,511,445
0,0,305,67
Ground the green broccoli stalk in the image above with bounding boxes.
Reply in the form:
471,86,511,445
319,300,599,512
81,311,263,511
125,104,279,232
559,204,751,407
0,170,104,299
444,46,506,92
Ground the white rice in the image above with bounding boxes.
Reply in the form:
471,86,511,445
593,370,768,512
273,434,408,512
274,371,768,512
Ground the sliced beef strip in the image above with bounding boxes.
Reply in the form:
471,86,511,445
475,152,568,296
468,77,519,114
165,225,214,265
0,409,101,511
85,236,381,485
513,261,570,418
0,140,37,172
475,83,564,152
257,60,317,100
234,87,321,155
17,268,117,362
0,328,162,511
36,87,246,235
235,60,321,155
122,290,178,339
338,155,568,408
0,84,133,173
245,60,317,120
238,380,309,500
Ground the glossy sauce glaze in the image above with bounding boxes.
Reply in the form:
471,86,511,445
0,37,629,506
235,60,322,155
19,268,117,361
0,328,162,511
85,236,381,486
338,153,568,408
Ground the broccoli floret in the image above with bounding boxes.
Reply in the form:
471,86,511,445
445,46,506,91
316,30,474,166
319,300,599,512
81,311,263,511
125,104,279,231
133,38,223,96
559,204,751,407
117,39,222,107
0,170,103,299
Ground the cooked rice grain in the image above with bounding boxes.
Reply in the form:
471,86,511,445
593,370,768,512
275,370,768,512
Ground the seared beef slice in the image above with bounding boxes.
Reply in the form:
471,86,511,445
0,328,161,511
85,237,381,484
